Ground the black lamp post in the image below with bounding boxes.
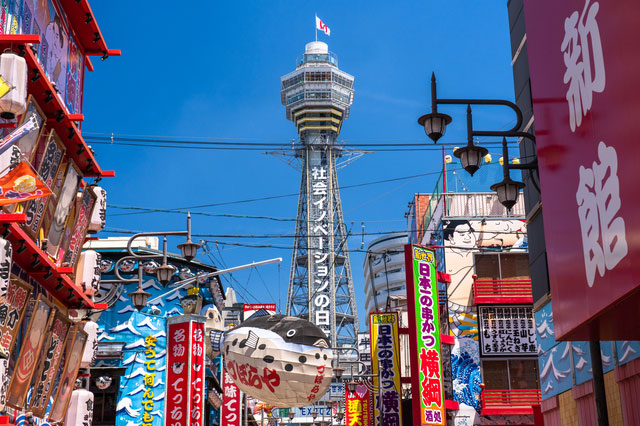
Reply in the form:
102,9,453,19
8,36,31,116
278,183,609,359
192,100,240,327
490,137,527,210
100,213,201,311
418,73,539,209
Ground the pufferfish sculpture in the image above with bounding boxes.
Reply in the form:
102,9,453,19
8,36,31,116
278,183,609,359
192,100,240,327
209,314,333,407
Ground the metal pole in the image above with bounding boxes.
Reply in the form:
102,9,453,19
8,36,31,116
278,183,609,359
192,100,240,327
147,257,282,304
589,340,609,426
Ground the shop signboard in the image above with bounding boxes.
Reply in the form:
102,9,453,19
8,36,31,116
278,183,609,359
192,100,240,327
242,303,277,321
165,316,205,426
49,324,89,423
6,294,55,409
405,244,445,426
479,306,536,356
46,161,82,261
190,321,205,425
23,131,65,239
524,0,640,339
369,312,403,426
61,186,97,267
221,362,241,426
346,383,371,426
28,311,72,417
0,278,32,410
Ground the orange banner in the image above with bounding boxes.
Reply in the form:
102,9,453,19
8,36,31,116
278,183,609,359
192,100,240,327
0,161,50,206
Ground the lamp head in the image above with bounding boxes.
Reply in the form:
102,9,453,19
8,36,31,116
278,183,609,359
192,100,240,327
129,287,151,311
155,263,175,286
177,239,201,261
418,111,452,143
347,380,358,393
490,176,525,210
453,144,489,176
334,366,344,380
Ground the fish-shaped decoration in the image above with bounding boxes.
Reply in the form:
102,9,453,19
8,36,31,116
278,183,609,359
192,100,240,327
210,314,333,407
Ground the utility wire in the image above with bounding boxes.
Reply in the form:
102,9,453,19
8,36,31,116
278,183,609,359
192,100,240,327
103,228,528,239
106,160,532,218
204,240,525,254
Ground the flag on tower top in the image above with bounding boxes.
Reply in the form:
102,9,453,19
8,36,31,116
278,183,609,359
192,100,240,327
316,16,330,36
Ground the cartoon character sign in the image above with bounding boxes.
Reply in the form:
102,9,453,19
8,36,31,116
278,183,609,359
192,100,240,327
219,315,333,407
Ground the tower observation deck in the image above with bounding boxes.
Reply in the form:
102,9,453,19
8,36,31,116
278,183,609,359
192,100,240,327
281,41,359,347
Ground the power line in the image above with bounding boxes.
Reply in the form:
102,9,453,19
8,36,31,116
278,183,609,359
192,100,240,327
102,227,527,240
106,162,526,217
201,239,527,254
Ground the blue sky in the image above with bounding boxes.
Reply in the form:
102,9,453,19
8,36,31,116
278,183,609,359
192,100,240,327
83,1,517,329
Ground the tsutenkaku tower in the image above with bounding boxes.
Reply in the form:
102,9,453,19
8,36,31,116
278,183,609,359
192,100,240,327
281,41,359,347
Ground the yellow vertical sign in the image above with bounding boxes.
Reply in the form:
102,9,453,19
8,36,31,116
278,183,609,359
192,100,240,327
369,312,403,426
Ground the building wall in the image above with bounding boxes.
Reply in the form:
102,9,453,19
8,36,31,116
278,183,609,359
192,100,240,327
433,217,530,417
535,298,640,425
94,249,223,426
441,218,527,306
507,0,550,305
362,232,408,313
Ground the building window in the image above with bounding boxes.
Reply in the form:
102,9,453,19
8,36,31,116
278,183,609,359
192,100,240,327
474,253,529,280
481,358,539,390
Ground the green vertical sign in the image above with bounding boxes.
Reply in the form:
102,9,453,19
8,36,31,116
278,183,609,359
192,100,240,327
405,244,445,425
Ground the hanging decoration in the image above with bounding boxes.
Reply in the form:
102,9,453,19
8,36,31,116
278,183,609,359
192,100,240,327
0,52,27,120
80,321,99,369
6,295,55,409
0,279,32,411
88,186,106,233
217,314,333,407
63,388,94,426
0,161,50,205
75,250,101,297
48,325,89,423
0,237,13,305
27,312,73,417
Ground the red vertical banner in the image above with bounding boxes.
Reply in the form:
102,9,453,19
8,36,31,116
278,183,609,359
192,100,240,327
346,384,371,426
165,321,191,426
221,360,241,426
190,321,205,426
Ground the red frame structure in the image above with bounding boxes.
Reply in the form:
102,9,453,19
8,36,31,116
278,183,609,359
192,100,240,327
0,216,106,310
481,389,541,416
472,275,533,305
0,33,116,309
0,35,116,177
58,0,121,57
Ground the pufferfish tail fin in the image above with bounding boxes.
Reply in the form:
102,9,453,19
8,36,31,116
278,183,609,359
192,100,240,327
210,329,225,356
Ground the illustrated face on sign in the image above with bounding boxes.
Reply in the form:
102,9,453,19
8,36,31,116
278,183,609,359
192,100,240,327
444,220,476,251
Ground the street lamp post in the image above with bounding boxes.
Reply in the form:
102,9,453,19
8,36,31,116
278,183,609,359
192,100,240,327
418,73,539,210
100,213,200,311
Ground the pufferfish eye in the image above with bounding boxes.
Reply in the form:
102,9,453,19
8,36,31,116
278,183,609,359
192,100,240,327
286,329,296,338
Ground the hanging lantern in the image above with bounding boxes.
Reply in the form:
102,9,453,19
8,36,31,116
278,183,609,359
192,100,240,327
0,237,13,300
0,52,27,120
80,321,99,369
75,250,101,297
63,388,94,426
88,186,106,233
221,315,333,407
